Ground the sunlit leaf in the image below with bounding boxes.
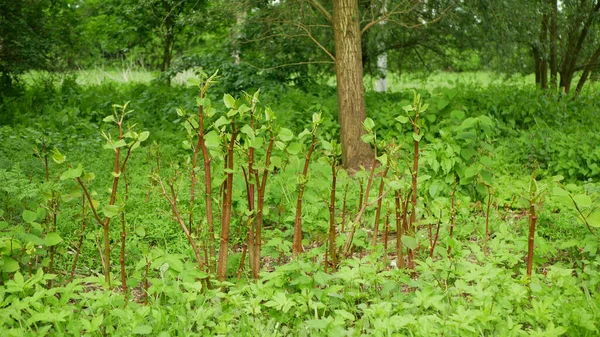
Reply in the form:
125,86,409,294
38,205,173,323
401,236,418,250
223,94,236,109
102,204,120,218
45,232,63,246
60,163,83,180
278,128,294,142
573,194,592,208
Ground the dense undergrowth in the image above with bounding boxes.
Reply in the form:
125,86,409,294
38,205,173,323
0,73,599,336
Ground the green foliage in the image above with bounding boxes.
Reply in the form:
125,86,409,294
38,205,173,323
1,75,600,335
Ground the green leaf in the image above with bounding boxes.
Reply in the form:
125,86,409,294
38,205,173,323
2,256,20,273
401,236,418,250
103,115,115,123
45,232,63,246
361,134,374,144
102,205,120,218
223,94,236,109
135,226,146,237
586,210,600,228
298,128,312,140
138,131,150,142
51,149,66,164
306,319,330,330
573,194,592,208
480,170,493,185
312,112,322,125
60,163,83,180
287,142,302,155
552,187,569,197
450,110,465,120
204,131,220,149
363,118,375,131
238,104,250,115
395,115,409,124
187,77,200,87
22,210,38,223
429,182,439,197
376,154,387,166
132,325,153,335
464,165,479,179
412,133,423,142
113,139,127,149
334,309,355,321
321,140,333,152
277,128,294,142
240,124,255,142
214,116,230,128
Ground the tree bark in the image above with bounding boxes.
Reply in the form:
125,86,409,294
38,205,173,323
559,1,600,93
549,0,558,88
532,46,542,86
161,0,174,73
575,46,600,95
540,10,549,90
332,0,374,171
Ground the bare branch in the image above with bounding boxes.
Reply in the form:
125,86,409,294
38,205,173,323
243,60,334,71
361,1,420,34
306,0,332,22
362,1,455,35
293,22,336,61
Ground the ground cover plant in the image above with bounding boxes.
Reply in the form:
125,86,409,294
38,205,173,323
0,70,600,337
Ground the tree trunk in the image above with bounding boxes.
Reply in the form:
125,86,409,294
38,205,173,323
549,0,558,88
575,46,600,95
533,46,542,86
559,1,600,93
540,11,549,90
332,0,374,171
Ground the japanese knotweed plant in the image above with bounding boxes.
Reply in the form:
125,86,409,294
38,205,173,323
157,74,291,282
53,102,149,288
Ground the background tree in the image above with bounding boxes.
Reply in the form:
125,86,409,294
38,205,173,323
239,0,452,170
0,0,75,90
467,0,600,94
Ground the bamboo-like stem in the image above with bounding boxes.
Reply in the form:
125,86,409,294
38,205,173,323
120,212,128,297
237,242,248,279
383,209,390,270
484,185,492,255
341,183,349,233
217,127,236,281
447,180,457,255
253,128,275,279
394,191,404,268
157,176,205,272
292,132,318,258
526,203,537,277
328,157,338,268
70,194,87,283
342,158,377,256
245,116,257,279
402,189,413,268
430,211,442,258
371,165,389,249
